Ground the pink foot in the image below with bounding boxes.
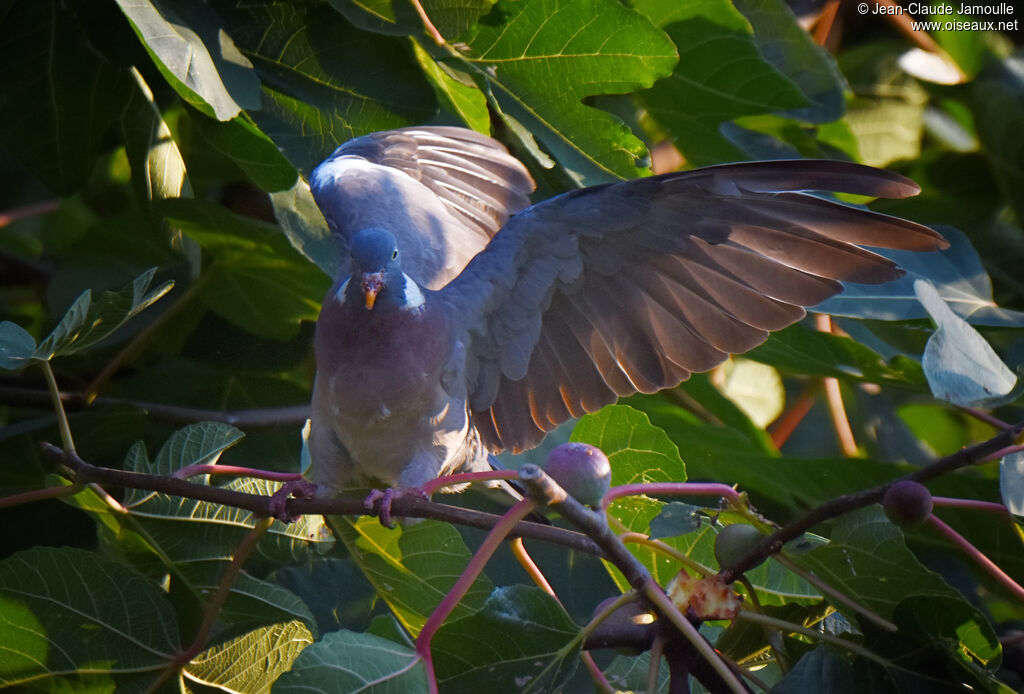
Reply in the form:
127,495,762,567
364,487,426,528
268,479,318,522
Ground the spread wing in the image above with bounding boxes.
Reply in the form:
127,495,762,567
441,160,948,453
309,126,535,288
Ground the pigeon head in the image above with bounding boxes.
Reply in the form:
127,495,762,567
342,227,423,312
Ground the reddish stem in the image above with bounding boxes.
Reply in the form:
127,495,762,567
770,385,817,448
927,514,1024,601
0,483,83,509
416,498,538,693
932,496,1014,516
982,443,1024,463
419,469,518,497
172,464,304,482
958,407,1011,430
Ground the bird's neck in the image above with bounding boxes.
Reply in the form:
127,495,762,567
315,283,450,388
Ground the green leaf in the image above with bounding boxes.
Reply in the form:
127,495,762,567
0,1,132,194
215,0,437,172
329,0,497,40
632,0,811,165
649,502,702,539
124,420,244,480
331,516,493,635
745,323,927,388
792,507,995,641
970,53,1024,224
0,321,37,371
571,405,686,487
456,0,678,183
413,41,490,133
915,279,1018,407
115,0,260,120
716,358,784,428
433,586,580,692
160,198,330,339
191,113,299,192
571,405,686,588
185,620,313,692
33,268,174,361
894,595,1001,668
273,629,429,693
0,547,178,689
837,40,928,167
269,178,337,278
730,0,845,123
121,67,193,209
772,647,888,694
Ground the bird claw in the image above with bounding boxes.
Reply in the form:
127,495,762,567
364,487,426,528
268,479,318,523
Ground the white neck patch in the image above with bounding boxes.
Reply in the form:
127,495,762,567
334,278,350,304
401,273,425,311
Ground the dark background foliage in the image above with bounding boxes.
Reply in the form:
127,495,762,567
0,0,1022,691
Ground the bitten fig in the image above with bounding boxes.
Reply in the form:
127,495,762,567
544,442,612,506
883,480,933,526
714,523,765,571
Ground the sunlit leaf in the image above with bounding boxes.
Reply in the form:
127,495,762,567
331,517,493,635
915,279,1018,407
715,358,785,428
115,0,259,120
273,628,429,693
456,0,678,184
185,620,313,692
571,405,686,588
1000,451,1024,517
0,547,178,690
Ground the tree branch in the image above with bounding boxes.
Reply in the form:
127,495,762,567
38,441,598,554
719,421,1024,582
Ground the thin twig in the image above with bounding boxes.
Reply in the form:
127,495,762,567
816,315,857,457
40,362,75,454
0,384,310,428
720,422,1024,581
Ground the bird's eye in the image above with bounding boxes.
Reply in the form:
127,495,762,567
391,250,398,260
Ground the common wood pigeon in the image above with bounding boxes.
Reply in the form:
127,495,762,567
306,126,946,511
